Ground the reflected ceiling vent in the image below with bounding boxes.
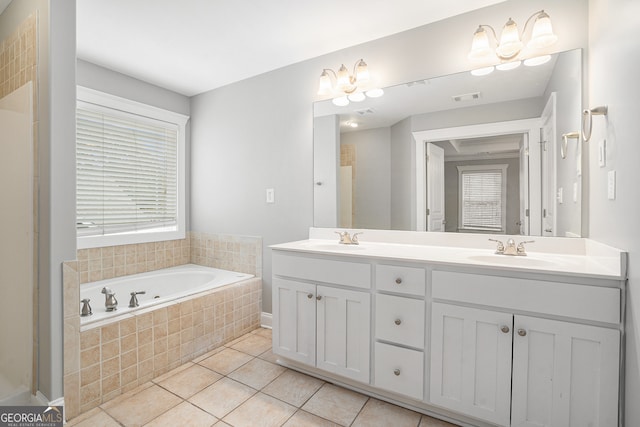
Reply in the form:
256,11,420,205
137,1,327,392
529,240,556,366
355,107,376,115
452,92,481,102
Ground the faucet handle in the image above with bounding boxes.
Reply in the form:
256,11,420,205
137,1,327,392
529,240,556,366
517,240,535,255
81,298,92,317
129,291,146,308
488,238,505,254
335,231,347,243
351,232,363,244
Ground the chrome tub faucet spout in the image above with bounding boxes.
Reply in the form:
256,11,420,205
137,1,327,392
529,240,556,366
101,287,118,311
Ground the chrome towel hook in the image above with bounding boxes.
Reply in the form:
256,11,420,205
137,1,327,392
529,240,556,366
561,132,580,159
582,105,608,142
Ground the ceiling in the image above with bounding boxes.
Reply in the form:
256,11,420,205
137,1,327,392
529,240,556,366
76,0,505,97
0,0,11,15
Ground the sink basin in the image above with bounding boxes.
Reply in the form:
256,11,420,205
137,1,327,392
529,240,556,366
467,254,557,268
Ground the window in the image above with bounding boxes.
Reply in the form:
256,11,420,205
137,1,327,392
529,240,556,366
457,164,508,232
76,87,188,249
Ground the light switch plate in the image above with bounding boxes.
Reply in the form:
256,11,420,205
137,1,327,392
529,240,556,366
607,170,616,200
599,139,606,167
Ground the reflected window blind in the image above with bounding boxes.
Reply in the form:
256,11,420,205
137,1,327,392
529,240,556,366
461,170,503,230
76,107,178,237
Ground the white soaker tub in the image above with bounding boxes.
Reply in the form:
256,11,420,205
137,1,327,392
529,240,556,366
80,264,254,327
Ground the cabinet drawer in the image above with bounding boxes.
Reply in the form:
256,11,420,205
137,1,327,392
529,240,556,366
272,251,371,289
376,294,425,349
376,264,425,296
432,270,620,324
374,342,424,401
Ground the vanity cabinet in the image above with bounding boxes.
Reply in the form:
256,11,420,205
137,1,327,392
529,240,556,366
430,270,621,427
272,253,371,383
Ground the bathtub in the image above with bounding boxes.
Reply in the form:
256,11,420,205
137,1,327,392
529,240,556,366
80,264,254,327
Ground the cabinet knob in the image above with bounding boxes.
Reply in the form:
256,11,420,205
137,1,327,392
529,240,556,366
316,295,322,301
501,325,510,334
393,369,401,376
395,278,402,285
307,293,313,299
517,328,527,337
394,318,402,325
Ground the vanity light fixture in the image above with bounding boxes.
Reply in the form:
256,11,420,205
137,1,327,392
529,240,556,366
317,59,382,106
468,10,558,75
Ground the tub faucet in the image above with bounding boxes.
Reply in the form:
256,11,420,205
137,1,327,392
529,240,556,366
129,291,146,308
101,287,118,311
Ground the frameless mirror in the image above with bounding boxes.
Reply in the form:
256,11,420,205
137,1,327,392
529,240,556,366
313,49,583,237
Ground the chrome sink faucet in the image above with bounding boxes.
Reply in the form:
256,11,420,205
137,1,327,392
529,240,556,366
101,287,118,311
489,238,535,256
335,231,362,245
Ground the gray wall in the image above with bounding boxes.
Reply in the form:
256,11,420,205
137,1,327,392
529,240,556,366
341,127,391,229
189,0,589,314
587,0,640,425
444,157,520,234
390,117,414,230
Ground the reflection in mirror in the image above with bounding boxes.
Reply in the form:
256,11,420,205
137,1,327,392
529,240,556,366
313,49,582,237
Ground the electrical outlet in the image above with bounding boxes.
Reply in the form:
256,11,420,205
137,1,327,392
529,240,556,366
266,188,275,203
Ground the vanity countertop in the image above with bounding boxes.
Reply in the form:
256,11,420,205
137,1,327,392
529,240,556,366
270,229,627,282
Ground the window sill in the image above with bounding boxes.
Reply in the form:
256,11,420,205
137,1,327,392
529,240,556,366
77,228,186,250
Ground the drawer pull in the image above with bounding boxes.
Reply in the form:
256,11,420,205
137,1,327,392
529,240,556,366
393,369,401,376
394,318,402,325
395,278,402,285
307,293,313,299
316,295,323,301
517,328,527,337
501,325,510,333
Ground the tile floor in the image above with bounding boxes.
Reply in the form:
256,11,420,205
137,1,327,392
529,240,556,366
67,328,458,427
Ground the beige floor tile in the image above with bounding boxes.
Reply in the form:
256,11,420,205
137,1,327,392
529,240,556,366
192,346,226,363
101,384,182,426
213,422,232,427
189,377,256,419
157,363,223,399
302,383,368,426
352,398,422,427
198,347,253,375
257,349,280,364
252,327,272,340
230,333,272,356
225,333,252,347
66,408,120,427
419,415,460,426
262,370,324,407
152,361,194,384
222,392,296,427
227,357,286,390
144,401,218,427
282,410,342,427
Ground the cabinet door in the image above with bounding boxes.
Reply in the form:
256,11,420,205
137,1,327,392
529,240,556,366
430,303,513,427
272,278,316,366
316,285,370,383
511,316,620,427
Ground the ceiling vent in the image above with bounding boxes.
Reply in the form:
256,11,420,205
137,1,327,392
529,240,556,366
355,107,376,115
452,92,481,102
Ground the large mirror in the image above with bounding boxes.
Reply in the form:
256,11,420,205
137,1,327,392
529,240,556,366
313,49,583,237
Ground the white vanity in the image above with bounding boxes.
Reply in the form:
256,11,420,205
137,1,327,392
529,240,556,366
270,228,626,427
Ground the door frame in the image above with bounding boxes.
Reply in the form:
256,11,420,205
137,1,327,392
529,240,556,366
413,118,542,233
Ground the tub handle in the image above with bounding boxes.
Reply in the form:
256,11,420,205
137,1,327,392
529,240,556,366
129,291,146,308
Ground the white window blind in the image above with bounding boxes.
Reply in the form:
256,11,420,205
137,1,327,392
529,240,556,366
76,106,179,237
458,165,508,232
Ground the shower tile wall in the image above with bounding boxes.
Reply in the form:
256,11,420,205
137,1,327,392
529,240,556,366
63,232,263,419
1,13,39,395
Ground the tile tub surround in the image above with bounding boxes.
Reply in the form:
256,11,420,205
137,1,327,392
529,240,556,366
67,328,457,427
63,232,263,419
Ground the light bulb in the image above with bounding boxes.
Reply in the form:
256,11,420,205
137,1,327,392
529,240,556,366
336,64,351,92
468,26,494,61
355,59,370,83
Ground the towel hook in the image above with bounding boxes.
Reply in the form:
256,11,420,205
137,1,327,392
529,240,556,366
561,132,580,159
582,105,608,142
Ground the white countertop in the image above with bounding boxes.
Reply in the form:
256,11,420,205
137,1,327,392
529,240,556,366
270,229,627,281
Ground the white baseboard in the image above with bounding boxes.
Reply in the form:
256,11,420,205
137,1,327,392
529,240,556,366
260,312,272,329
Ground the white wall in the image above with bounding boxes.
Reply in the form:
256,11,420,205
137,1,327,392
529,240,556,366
341,127,391,229
587,1,640,425
189,0,589,314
